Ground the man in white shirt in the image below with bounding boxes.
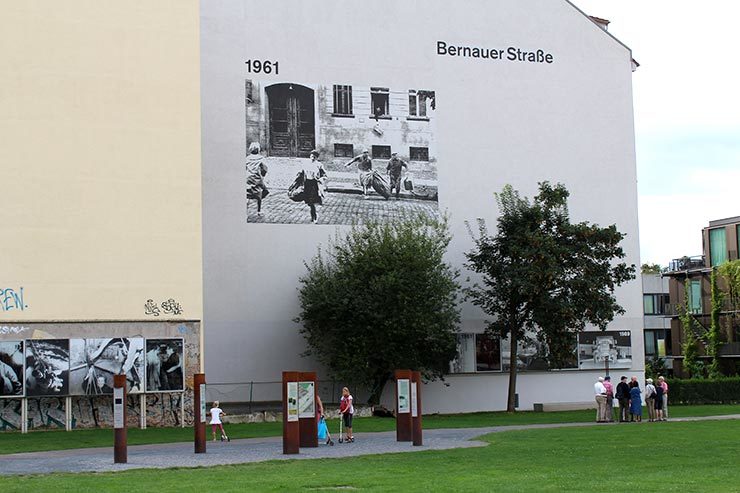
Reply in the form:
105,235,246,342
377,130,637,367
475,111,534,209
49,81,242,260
594,377,607,422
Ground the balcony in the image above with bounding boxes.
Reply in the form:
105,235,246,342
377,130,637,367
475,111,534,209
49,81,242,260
666,255,706,273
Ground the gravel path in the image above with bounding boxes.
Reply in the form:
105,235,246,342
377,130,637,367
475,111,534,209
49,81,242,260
1,414,738,476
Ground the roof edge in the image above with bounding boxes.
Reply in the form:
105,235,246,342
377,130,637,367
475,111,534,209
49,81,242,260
563,0,633,55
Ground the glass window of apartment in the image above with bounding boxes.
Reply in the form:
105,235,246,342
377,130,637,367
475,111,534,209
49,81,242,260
644,329,672,357
643,294,655,315
370,87,389,118
372,145,391,159
333,85,353,116
475,334,501,371
449,333,475,373
643,294,669,315
689,280,702,314
334,143,353,158
709,227,728,266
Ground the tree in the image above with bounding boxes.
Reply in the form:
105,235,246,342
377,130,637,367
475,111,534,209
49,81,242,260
465,182,635,411
641,263,663,274
296,214,460,405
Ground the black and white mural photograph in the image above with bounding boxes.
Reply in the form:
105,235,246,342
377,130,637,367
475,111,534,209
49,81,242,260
69,338,145,395
577,331,632,370
244,80,439,225
502,335,578,372
145,338,184,392
0,341,24,397
25,339,70,397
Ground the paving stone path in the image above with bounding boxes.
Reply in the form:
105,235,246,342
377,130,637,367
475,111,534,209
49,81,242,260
1,414,738,476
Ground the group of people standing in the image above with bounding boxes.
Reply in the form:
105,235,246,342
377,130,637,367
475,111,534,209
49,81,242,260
246,144,412,224
594,375,669,423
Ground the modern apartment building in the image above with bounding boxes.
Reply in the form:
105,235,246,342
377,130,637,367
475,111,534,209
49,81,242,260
663,216,740,377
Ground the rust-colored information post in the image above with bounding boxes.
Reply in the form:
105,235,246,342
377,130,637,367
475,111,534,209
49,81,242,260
411,371,423,446
282,371,300,454
113,374,127,463
395,369,413,442
194,373,207,453
298,371,318,448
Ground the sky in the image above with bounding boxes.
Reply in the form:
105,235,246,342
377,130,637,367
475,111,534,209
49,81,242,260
571,1,740,266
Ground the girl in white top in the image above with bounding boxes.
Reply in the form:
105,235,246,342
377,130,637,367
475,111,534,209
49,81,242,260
210,401,230,442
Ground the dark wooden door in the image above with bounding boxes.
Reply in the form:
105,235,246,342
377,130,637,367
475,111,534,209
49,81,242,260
267,84,315,157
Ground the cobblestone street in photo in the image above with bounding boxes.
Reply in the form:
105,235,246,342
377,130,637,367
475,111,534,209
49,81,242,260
247,189,439,224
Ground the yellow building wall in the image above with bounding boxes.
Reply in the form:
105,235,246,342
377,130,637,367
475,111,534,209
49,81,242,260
0,1,202,321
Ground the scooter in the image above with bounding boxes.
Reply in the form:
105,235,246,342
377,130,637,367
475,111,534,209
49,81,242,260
338,413,343,443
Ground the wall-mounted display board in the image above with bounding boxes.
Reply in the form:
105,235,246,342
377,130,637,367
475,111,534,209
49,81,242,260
25,339,69,397
145,338,185,392
0,340,24,397
578,331,632,370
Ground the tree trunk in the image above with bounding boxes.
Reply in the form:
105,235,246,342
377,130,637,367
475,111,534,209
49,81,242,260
368,375,390,406
507,329,518,412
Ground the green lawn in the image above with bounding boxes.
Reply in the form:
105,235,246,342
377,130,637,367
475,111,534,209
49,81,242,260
1,404,738,455
1,419,738,492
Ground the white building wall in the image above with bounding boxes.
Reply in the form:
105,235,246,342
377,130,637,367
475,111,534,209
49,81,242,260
201,0,643,411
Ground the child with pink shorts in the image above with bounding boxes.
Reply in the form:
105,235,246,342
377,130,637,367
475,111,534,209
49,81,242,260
209,401,230,442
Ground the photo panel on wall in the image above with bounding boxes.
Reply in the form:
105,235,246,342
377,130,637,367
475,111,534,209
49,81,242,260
69,338,145,395
245,80,439,225
25,339,70,397
577,331,632,370
145,338,185,392
0,340,25,397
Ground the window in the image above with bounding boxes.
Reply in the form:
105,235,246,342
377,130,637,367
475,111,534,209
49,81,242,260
245,79,254,104
408,89,435,117
643,294,669,315
689,280,702,314
370,87,389,117
644,329,672,357
449,334,475,373
333,85,353,116
476,334,501,371
409,147,429,161
371,145,391,159
334,143,354,158
709,227,728,266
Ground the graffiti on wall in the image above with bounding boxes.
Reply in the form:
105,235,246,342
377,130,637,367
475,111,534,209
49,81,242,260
1,288,27,312
145,299,184,316
0,326,29,335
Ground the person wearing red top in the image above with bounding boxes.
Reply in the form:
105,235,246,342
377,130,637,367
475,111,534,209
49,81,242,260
603,376,614,422
340,387,355,442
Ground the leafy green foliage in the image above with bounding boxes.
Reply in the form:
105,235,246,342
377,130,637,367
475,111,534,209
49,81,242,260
668,377,740,404
296,214,460,404
680,281,704,378
707,269,723,379
645,356,667,380
641,263,663,274
465,182,635,411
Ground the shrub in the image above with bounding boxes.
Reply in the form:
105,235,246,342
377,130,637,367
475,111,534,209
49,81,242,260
668,377,740,404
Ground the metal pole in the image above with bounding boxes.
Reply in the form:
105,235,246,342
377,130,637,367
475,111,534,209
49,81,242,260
113,374,127,463
194,373,206,453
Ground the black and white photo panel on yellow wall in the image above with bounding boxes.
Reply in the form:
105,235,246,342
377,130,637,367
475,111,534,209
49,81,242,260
145,338,184,392
0,340,24,397
25,339,69,397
